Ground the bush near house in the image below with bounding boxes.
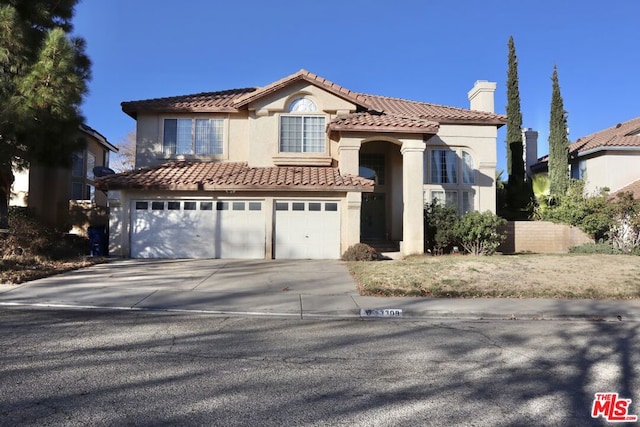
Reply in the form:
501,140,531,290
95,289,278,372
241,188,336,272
1,207,101,284
424,201,459,254
424,202,506,256
341,243,380,261
540,180,640,254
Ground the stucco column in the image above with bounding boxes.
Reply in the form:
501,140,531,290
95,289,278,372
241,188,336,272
107,190,124,257
343,191,362,253
401,140,426,256
338,139,361,176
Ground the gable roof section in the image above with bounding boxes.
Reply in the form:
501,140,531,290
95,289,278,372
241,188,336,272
121,70,506,128
569,116,640,157
121,88,257,119
79,124,118,152
96,161,374,192
233,69,371,109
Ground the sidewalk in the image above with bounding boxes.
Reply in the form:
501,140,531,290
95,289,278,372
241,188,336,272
1,259,639,321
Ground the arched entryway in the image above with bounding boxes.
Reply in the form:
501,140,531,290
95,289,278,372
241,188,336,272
358,140,403,248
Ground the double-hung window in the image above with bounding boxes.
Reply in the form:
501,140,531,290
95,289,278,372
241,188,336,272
279,98,325,153
163,118,223,156
427,149,476,213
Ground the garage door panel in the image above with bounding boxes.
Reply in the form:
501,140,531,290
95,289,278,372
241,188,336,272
274,201,340,259
131,199,264,259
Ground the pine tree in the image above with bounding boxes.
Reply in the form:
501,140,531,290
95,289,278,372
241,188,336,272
0,1,89,229
548,66,569,198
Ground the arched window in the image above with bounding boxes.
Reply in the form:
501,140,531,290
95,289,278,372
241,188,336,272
280,98,325,153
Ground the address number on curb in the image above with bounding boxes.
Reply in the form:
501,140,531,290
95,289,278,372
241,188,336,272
360,309,403,318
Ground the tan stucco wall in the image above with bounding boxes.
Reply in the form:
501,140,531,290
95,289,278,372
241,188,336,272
423,124,498,214
579,152,640,195
135,83,358,170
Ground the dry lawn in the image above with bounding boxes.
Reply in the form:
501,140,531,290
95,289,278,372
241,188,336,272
348,254,640,299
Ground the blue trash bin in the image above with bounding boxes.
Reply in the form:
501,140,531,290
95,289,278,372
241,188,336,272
88,226,107,257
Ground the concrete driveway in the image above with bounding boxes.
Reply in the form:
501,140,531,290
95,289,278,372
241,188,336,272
0,259,363,317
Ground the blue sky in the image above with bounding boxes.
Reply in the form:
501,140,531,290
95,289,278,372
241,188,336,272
74,0,640,173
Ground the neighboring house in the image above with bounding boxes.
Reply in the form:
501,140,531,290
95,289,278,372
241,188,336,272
11,124,118,233
532,117,640,196
97,69,505,259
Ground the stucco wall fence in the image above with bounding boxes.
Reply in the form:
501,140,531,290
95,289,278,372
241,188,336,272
498,221,593,254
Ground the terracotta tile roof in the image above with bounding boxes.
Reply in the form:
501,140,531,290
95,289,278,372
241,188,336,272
361,93,507,125
233,69,371,109
329,112,439,134
533,117,640,168
568,116,640,155
121,88,256,118
96,161,374,192
610,179,640,200
120,70,506,128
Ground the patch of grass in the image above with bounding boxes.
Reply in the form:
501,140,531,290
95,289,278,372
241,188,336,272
349,253,640,299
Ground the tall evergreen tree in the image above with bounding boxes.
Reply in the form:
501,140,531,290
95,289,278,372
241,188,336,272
0,1,89,229
506,36,523,180
548,65,569,198
504,36,529,218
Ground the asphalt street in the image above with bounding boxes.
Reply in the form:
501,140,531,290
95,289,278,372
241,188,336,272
1,308,637,426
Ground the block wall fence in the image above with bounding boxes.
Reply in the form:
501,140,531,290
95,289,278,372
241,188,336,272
498,221,593,254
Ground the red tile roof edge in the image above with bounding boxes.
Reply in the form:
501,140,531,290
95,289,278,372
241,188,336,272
232,69,371,109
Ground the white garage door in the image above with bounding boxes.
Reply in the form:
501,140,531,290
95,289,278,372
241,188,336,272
131,200,265,259
274,200,340,259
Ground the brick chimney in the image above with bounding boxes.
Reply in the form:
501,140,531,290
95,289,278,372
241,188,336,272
467,80,496,113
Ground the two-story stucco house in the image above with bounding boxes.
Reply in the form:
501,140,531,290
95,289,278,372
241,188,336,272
97,70,505,259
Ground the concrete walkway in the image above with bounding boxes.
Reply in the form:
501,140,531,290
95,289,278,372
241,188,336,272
1,259,639,321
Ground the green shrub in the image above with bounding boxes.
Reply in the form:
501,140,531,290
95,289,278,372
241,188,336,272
569,242,623,255
341,243,380,261
424,201,459,254
453,211,506,256
542,180,612,239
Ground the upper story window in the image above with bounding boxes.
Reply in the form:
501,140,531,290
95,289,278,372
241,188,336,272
279,98,325,153
163,118,223,156
70,150,96,202
428,149,475,185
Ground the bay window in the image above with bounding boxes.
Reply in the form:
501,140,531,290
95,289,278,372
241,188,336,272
427,148,476,214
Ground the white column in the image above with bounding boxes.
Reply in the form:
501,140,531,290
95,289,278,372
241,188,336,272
401,140,426,255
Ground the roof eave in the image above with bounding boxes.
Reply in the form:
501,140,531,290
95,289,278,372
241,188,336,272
328,124,439,135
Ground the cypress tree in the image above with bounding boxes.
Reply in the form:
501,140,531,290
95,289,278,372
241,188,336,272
548,66,569,198
0,1,89,229
506,36,523,180
504,36,529,217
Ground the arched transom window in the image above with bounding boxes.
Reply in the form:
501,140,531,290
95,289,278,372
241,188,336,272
280,97,325,153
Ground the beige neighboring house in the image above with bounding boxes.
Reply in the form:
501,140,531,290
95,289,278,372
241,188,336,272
97,69,506,259
533,117,640,196
11,124,118,234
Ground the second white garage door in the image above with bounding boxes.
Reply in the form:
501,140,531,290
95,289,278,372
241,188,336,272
274,200,340,259
131,200,265,259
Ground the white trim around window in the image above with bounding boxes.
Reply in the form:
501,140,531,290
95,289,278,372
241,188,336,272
161,116,228,159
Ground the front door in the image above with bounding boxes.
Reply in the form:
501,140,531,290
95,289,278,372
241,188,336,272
361,193,386,240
